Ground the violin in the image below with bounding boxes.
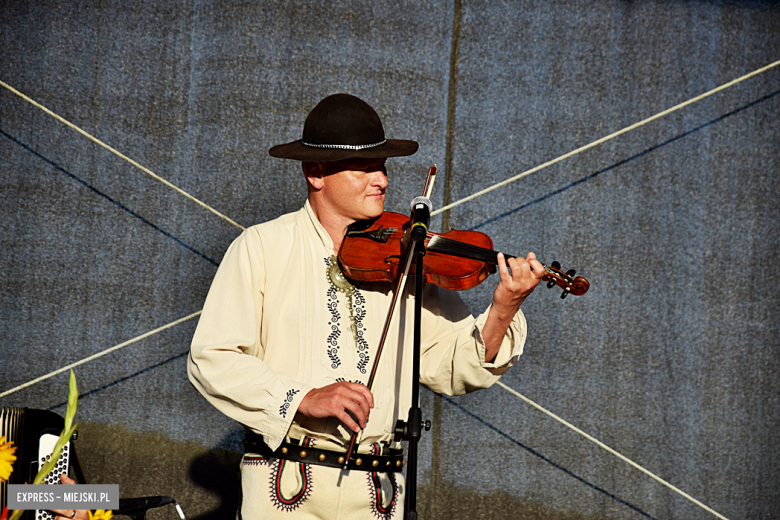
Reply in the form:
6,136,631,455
338,167,589,471
338,211,589,298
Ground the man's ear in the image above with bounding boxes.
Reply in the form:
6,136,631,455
303,161,326,190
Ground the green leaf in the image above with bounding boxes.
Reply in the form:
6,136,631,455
8,372,79,520
32,371,79,485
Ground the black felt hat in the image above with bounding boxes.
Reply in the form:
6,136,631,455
268,94,419,161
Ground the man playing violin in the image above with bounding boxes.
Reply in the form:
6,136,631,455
188,93,543,519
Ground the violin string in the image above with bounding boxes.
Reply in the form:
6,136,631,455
431,58,780,218
0,80,246,231
496,381,731,520
426,234,500,264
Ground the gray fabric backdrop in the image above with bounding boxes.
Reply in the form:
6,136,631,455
1,1,778,519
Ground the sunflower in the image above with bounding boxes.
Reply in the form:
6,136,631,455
88,510,113,520
0,436,17,482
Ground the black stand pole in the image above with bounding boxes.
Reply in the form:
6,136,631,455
402,242,427,520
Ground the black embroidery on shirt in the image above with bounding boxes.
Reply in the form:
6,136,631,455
324,257,344,369
326,285,343,369
279,389,300,418
353,288,370,374
324,257,370,374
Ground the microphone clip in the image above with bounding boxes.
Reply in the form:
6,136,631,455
409,196,432,243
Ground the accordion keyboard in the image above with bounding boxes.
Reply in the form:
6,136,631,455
1,408,74,520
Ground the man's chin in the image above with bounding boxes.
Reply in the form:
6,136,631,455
347,208,383,225
365,202,385,219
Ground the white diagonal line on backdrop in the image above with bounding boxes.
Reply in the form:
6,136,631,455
0,80,245,230
432,58,780,217
4,58,775,520
0,311,202,399
497,381,730,520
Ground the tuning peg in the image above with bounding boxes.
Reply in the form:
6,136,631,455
551,260,561,270
560,288,570,299
566,269,576,277
547,280,557,289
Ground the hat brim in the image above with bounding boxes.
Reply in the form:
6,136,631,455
269,139,418,161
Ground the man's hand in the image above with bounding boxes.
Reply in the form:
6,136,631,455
50,474,90,520
297,382,374,433
492,252,544,310
482,252,544,362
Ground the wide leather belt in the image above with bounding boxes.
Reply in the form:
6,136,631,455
243,432,404,473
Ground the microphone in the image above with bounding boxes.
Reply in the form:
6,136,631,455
113,496,185,519
409,196,432,243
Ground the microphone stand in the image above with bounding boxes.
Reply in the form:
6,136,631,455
341,227,429,520
342,167,437,518
398,179,435,520
398,241,428,520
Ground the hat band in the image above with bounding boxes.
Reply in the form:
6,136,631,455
299,139,387,150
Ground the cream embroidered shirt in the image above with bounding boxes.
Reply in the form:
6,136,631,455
188,201,527,451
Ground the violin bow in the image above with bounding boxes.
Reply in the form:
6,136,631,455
341,165,437,469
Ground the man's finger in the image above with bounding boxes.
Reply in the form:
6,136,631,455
496,252,511,281
347,382,374,408
526,253,545,279
530,260,544,279
336,407,363,432
339,385,373,418
505,256,530,282
343,395,369,427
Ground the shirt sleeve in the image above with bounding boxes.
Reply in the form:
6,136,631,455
187,230,313,450
418,284,526,396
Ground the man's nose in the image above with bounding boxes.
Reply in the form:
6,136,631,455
371,168,388,188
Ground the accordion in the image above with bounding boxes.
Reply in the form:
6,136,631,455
1,407,84,520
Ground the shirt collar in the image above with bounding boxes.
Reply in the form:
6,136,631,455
304,199,335,253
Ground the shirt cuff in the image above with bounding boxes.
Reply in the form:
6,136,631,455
473,305,526,369
259,380,314,451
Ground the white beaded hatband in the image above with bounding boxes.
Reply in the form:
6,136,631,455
299,139,387,150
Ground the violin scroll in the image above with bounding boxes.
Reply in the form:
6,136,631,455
542,261,590,299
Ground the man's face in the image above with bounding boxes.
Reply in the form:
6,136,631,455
317,158,388,222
